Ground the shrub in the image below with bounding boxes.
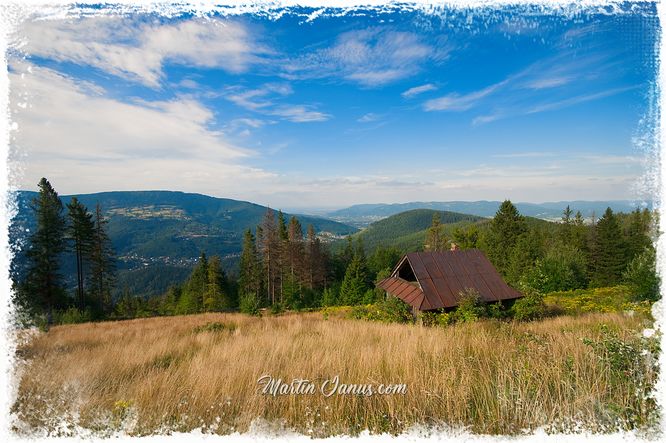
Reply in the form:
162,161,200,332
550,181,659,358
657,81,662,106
348,296,413,324
451,288,487,323
192,322,236,334
419,310,451,327
239,292,260,316
512,291,546,322
623,247,660,302
56,307,93,325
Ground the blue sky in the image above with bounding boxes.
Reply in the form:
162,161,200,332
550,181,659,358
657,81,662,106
9,5,658,209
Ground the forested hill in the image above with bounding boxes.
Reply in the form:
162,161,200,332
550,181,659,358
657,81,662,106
328,200,650,227
11,190,356,295
350,209,486,252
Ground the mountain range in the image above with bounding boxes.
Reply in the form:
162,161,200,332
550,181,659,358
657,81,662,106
325,200,651,227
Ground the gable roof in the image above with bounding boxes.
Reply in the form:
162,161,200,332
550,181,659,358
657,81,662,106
377,249,522,311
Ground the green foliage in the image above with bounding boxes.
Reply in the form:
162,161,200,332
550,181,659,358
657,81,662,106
424,212,447,251
419,310,451,327
349,295,413,324
520,243,588,293
321,286,338,307
56,307,93,324
339,255,369,305
506,230,543,287
350,209,483,253
486,200,527,275
582,325,659,429
511,289,546,322
22,178,68,318
623,247,660,302
192,321,236,334
451,288,487,323
543,285,652,316
239,292,261,316
591,208,627,287
452,225,480,249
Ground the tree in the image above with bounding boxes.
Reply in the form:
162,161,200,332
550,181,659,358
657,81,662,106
88,203,116,316
21,178,68,320
626,208,652,262
486,200,527,275
177,252,208,314
339,254,369,306
591,207,626,286
452,225,480,249
287,216,304,287
305,225,326,290
258,209,279,305
560,205,573,244
623,246,659,302
506,229,543,287
425,212,446,251
204,256,228,311
239,229,262,300
66,197,94,310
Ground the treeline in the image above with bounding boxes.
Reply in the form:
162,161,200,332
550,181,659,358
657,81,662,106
445,200,658,300
13,178,116,325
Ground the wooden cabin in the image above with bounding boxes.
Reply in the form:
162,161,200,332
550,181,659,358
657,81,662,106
376,247,522,313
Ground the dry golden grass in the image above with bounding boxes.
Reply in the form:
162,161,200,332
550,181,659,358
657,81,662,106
12,311,659,437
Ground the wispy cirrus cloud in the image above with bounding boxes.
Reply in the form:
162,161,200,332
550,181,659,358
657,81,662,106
402,83,437,98
19,17,271,88
284,28,451,88
225,83,330,123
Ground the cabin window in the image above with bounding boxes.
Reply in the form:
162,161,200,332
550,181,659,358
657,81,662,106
397,262,417,282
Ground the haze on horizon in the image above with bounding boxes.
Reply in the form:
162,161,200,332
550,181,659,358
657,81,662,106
9,5,658,209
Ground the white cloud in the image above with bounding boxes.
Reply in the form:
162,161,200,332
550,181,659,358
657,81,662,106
357,113,380,123
225,83,330,123
285,29,450,88
10,62,278,195
19,16,270,88
401,83,437,98
423,79,507,111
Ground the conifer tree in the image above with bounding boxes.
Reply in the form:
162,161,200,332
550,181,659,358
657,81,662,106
591,207,626,286
339,254,368,306
239,229,261,299
259,209,278,304
306,225,326,290
626,208,652,261
22,178,68,319
425,212,446,251
204,255,228,311
560,205,573,244
66,197,94,310
88,203,115,315
178,252,208,314
486,200,527,275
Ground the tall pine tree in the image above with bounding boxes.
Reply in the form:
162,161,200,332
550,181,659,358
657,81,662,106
591,207,626,286
66,197,94,310
425,212,446,251
88,203,115,316
22,178,67,320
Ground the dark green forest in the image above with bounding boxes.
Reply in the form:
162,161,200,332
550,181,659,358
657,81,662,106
11,178,659,326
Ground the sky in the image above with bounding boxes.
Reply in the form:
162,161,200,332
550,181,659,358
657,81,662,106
8,4,659,210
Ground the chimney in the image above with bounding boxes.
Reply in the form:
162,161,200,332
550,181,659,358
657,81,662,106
450,243,459,251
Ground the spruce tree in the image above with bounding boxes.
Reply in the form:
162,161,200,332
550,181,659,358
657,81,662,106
66,197,94,310
22,178,67,320
239,229,261,299
178,252,208,314
486,200,527,275
204,255,228,311
591,207,626,286
88,203,116,316
339,254,369,305
425,212,446,251
259,209,278,305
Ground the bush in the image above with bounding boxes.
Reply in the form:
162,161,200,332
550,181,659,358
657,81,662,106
349,295,413,324
239,292,260,316
512,291,546,322
419,310,451,327
451,288,486,323
623,247,660,302
56,307,93,325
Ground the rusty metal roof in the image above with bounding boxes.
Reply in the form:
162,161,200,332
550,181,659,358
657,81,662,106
378,249,522,311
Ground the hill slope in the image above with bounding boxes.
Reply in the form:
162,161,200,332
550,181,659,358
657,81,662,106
11,190,357,296
328,200,650,227
351,209,485,252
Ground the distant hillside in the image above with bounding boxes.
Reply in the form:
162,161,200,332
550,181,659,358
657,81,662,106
11,190,357,296
351,209,485,253
328,200,651,227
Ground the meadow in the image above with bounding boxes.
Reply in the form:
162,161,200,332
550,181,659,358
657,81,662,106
11,309,659,437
